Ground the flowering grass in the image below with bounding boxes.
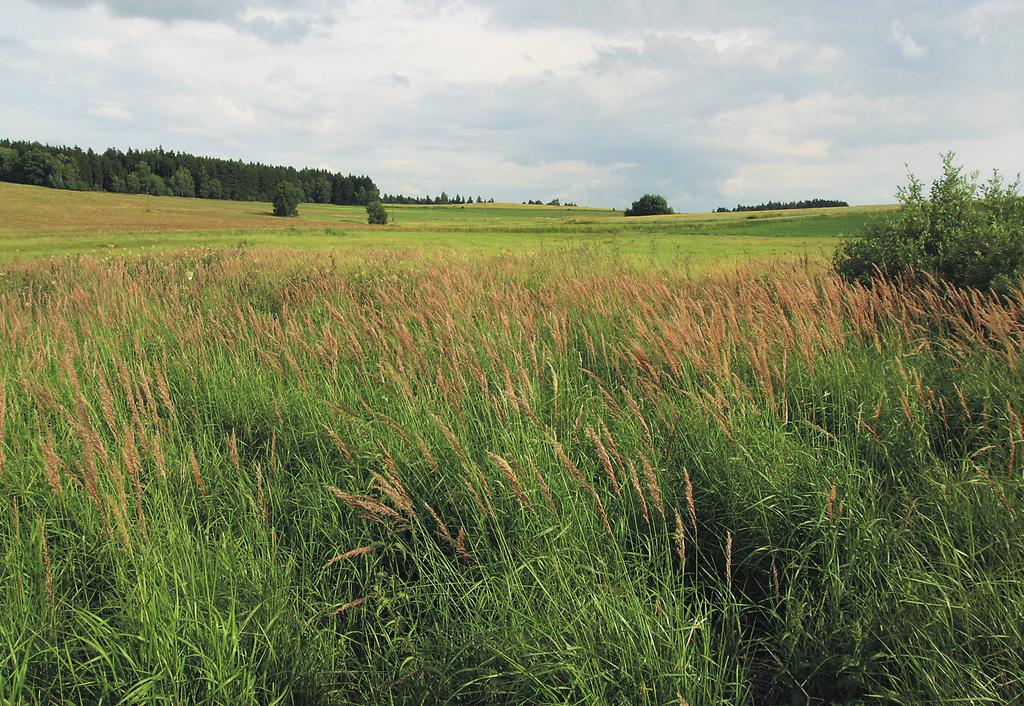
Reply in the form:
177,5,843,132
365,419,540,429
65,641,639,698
0,245,1021,704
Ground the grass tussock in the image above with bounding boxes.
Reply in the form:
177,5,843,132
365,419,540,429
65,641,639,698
0,248,1022,704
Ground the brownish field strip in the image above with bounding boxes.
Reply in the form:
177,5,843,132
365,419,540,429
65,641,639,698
0,182,354,235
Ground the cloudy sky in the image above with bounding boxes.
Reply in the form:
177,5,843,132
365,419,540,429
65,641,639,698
2,0,1022,209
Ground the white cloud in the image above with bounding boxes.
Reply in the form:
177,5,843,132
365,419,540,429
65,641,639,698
719,174,748,199
210,96,258,124
717,128,1024,208
371,146,639,204
889,21,927,60
87,100,133,121
962,1,1024,45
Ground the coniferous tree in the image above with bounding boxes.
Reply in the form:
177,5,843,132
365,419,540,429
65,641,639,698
723,198,848,212
0,138,378,205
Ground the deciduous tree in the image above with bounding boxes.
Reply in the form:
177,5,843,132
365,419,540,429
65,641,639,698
273,182,303,217
366,200,388,225
624,194,673,217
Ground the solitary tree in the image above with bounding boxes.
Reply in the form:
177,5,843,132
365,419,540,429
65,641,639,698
366,200,388,225
624,194,673,217
273,182,303,217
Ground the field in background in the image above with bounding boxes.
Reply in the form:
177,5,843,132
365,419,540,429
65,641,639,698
0,182,889,267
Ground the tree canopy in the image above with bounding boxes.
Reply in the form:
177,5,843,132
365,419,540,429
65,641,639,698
716,198,848,213
366,200,388,225
167,167,195,197
624,194,673,217
272,182,303,217
380,193,495,205
0,138,379,205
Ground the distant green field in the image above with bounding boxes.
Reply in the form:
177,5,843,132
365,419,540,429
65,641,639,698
0,182,893,268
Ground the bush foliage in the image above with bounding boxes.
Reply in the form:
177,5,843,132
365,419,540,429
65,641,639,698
835,153,1024,292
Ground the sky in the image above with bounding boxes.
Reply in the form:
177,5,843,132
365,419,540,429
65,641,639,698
2,0,1023,210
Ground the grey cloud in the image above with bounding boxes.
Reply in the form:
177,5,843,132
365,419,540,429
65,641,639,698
473,0,839,32
243,15,319,45
29,0,245,22
27,0,335,42
472,0,972,32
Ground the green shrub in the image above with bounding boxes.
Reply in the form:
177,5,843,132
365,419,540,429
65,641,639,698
366,200,388,225
272,182,303,217
835,153,1024,292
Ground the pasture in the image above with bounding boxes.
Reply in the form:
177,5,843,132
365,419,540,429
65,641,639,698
0,184,1021,704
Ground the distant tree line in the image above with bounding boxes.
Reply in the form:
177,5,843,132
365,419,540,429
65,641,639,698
0,139,380,205
522,199,578,207
715,198,849,213
381,192,495,205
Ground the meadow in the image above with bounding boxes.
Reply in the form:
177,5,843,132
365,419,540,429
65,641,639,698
0,185,1021,704
0,182,876,268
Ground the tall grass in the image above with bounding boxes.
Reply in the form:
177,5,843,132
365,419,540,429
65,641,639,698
0,248,1021,704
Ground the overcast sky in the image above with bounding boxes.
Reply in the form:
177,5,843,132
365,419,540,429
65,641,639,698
3,0,1022,209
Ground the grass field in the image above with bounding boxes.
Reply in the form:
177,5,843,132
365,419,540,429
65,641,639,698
0,182,887,268
1,185,1021,704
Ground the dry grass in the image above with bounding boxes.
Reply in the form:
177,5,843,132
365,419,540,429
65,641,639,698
0,181,331,235
0,247,1021,703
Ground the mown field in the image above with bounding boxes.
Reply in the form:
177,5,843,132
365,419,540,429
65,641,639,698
0,186,1022,704
0,182,884,268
